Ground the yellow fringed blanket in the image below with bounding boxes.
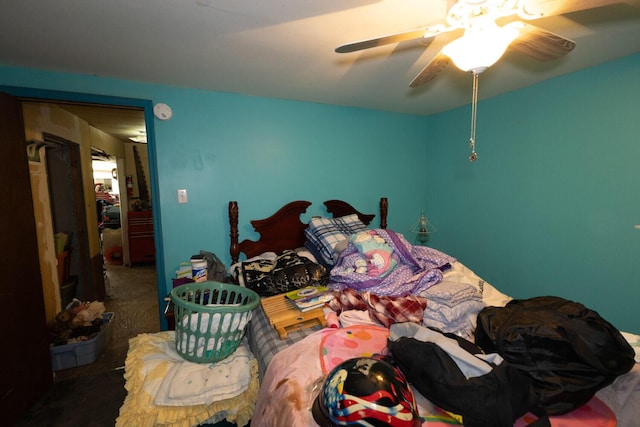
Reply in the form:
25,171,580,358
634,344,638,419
117,331,259,427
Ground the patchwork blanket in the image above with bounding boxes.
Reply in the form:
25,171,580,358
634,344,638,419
329,229,455,296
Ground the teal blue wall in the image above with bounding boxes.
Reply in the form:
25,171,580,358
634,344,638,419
425,53,640,333
152,89,430,278
2,54,638,333
0,65,430,329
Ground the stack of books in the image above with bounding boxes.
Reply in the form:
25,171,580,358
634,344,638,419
285,286,334,312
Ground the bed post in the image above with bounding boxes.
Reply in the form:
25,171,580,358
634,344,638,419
380,197,388,229
229,201,240,264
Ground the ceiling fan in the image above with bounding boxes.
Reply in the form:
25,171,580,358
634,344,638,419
336,0,623,86
335,0,624,160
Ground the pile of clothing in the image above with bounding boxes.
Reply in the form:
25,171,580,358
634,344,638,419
48,299,106,346
420,279,485,340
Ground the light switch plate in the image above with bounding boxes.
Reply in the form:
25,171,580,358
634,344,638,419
177,189,188,204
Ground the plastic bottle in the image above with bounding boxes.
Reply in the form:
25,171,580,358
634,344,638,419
190,257,207,282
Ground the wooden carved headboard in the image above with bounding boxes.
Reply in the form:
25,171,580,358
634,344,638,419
229,197,388,264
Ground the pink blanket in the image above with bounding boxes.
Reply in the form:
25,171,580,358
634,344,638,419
251,325,626,427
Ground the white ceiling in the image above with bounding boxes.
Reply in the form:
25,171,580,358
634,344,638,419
57,103,147,143
2,0,640,138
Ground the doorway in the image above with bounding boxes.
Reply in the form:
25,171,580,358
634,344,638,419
28,101,158,305
0,88,166,423
56,102,157,287
1,85,166,327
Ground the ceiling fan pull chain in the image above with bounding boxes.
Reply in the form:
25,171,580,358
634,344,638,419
469,71,479,162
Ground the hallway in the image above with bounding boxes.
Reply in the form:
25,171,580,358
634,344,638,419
16,262,161,426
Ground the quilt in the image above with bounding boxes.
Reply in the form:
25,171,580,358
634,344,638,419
329,229,455,296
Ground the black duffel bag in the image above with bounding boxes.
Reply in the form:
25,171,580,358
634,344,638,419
475,295,635,416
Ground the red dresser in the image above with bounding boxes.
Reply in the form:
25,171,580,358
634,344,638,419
128,211,155,264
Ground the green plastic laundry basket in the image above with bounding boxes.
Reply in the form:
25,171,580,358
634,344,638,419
170,281,259,363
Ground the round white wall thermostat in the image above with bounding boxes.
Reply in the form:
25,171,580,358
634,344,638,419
153,103,173,120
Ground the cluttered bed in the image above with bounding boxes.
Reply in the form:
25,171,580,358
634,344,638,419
227,198,640,427
118,197,640,427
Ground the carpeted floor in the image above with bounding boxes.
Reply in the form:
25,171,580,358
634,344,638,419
15,262,160,427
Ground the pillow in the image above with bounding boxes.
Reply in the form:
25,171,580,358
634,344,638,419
304,240,332,269
334,214,368,234
304,223,345,265
333,239,349,257
304,215,368,265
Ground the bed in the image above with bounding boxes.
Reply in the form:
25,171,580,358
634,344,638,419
228,198,388,374
227,198,640,427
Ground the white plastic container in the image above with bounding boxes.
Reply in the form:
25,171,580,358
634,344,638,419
191,258,207,282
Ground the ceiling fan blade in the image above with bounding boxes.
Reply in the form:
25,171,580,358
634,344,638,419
521,0,624,18
509,23,576,61
335,28,434,53
409,51,451,87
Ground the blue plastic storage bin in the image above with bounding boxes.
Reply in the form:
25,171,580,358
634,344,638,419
50,312,114,370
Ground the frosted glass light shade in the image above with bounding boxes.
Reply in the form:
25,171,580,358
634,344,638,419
442,21,520,73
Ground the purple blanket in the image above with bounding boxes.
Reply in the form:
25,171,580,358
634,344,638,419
329,229,456,296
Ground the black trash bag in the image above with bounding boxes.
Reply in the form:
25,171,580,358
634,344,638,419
387,323,545,427
475,295,636,416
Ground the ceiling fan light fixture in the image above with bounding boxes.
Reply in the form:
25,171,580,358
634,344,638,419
442,19,520,73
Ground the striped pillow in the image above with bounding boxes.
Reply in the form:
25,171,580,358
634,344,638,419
304,215,367,265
